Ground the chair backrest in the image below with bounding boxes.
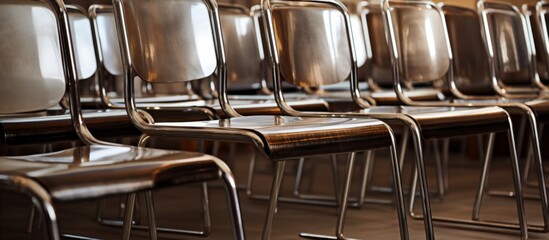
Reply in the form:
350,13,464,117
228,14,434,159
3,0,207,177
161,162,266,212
360,3,395,89
89,5,123,77
0,1,66,114
264,1,353,88
441,4,496,96
68,5,96,82
219,3,262,91
382,0,451,95
478,0,536,87
0,0,103,144
525,2,549,86
113,0,240,117
115,0,218,84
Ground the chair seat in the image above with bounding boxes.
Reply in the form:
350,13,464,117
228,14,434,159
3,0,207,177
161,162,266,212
369,89,445,105
526,100,549,122
360,106,509,139
153,115,392,160
451,98,549,122
0,110,138,144
0,145,222,202
80,95,203,108
211,99,329,117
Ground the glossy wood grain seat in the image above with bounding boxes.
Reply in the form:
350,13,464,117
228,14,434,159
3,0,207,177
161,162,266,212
0,0,245,239
359,106,508,139
2,145,221,202
111,0,408,239
154,115,391,160
0,110,136,145
260,0,527,238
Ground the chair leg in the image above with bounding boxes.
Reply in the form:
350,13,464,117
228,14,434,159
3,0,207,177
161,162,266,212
201,182,212,235
388,143,410,240
334,152,356,239
298,153,358,240
516,115,527,158
487,111,549,232
506,129,528,239
262,161,286,240
29,186,58,240
145,191,158,240
472,133,495,220
525,115,549,231
406,125,435,240
219,162,246,240
524,124,544,188
433,140,445,198
441,138,450,192
245,149,257,197
368,128,408,198
1,176,59,240
122,193,136,240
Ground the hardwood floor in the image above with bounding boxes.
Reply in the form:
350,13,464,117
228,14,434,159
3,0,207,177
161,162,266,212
1,142,548,239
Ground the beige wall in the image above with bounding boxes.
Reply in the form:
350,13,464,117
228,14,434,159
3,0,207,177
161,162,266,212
434,0,538,9
367,0,538,9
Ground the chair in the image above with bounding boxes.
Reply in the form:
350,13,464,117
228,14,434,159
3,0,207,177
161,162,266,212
0,0,245,239
261,0,528,238
111,0,409,239
525,1,549,93
441,1,549,233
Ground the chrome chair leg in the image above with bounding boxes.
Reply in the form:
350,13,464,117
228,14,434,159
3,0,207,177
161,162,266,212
433,140,445,199
122,193,136,240
472,133,495,220
293,157,306,197
12,177,60,240
245,149,257,197
441,138,450,192
299,152,360,239
487,112,549,232
368,129,408,195
145,191,158,240
261,161,286,240
406,125,435,240
300,143,410,239
409,127,528,239
97,135,213,236
516,115,527,158
219,161,246,240
524,124,545,188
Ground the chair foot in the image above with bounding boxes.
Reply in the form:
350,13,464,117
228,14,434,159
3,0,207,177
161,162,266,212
298,232,360,240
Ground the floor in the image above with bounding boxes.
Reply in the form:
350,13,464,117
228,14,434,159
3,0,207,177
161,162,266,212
1,140,548,239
